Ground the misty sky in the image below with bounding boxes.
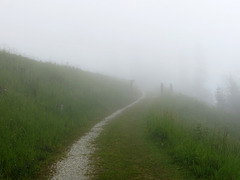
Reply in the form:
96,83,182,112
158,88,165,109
1,0,240,96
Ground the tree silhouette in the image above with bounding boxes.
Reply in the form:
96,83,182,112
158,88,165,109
215,87,226,109
227,77,240,112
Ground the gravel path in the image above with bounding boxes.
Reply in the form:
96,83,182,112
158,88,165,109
49,95,144,180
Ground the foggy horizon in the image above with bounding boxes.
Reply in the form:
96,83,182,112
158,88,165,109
2,2,240,179
1,0,240,102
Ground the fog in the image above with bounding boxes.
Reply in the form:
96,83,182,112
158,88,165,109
1,0,240,103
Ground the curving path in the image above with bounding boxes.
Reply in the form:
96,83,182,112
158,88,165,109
49,94,144,180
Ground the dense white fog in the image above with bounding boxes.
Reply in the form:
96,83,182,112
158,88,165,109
1,0,240,102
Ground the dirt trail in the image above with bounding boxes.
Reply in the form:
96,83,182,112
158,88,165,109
49,95,144,180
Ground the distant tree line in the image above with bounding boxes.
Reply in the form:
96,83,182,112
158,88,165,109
216,77,240,113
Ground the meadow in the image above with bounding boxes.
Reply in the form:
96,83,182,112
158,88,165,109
0,51,137,179
94,98,194,179
94,94,240,179
147,95,240,179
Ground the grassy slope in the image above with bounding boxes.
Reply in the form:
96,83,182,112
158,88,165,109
94,95,240,180
147,95,240,179
94,99,195,180
0,51,137,179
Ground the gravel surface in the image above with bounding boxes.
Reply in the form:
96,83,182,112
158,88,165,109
49,95,144,180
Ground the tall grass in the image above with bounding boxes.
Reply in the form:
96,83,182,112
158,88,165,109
147,95,240,179
93,100,193,179
0,50,138,179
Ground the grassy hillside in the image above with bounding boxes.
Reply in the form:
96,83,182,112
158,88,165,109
94,94,240,179
0,50,138,179
93,98,194,179
147,95,240,179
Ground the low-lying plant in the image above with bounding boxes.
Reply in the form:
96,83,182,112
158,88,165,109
147,95,240,179
0,51,138,179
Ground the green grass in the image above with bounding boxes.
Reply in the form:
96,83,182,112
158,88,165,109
147,95,240,179
94,94,240,180
93,99,195,180
0,50,138,179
